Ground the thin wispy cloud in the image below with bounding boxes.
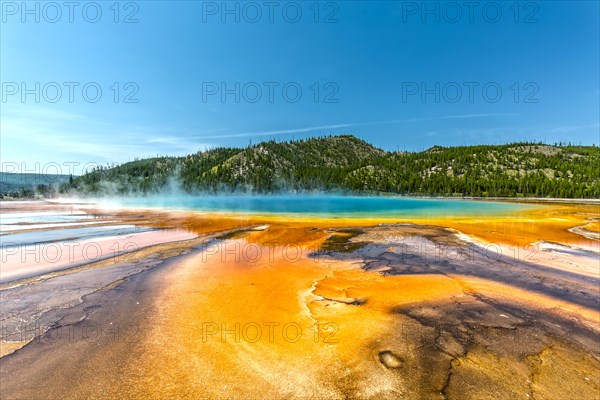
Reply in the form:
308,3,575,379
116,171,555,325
549,123,600,134
191,113,516,139
1,104,210,165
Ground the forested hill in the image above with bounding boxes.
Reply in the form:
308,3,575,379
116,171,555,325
1,172,72,198
62,135,600,198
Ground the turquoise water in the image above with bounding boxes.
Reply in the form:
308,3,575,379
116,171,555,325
103,195,534,218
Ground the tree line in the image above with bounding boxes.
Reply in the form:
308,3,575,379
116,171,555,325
60,136,600,199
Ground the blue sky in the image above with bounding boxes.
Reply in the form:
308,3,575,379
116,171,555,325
1,1,599,173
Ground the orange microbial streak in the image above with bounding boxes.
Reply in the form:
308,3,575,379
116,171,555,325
80,202,599,399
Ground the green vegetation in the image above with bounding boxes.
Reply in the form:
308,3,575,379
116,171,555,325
61,135,600,198
0,172,72,199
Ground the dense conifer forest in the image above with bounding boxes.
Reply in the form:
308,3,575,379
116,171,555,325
58,135,600,198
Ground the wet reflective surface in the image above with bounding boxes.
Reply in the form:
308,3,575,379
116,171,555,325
0,200,598,399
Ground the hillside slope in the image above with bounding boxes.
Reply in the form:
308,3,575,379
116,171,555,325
1,172,72,197
63,136,600,198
